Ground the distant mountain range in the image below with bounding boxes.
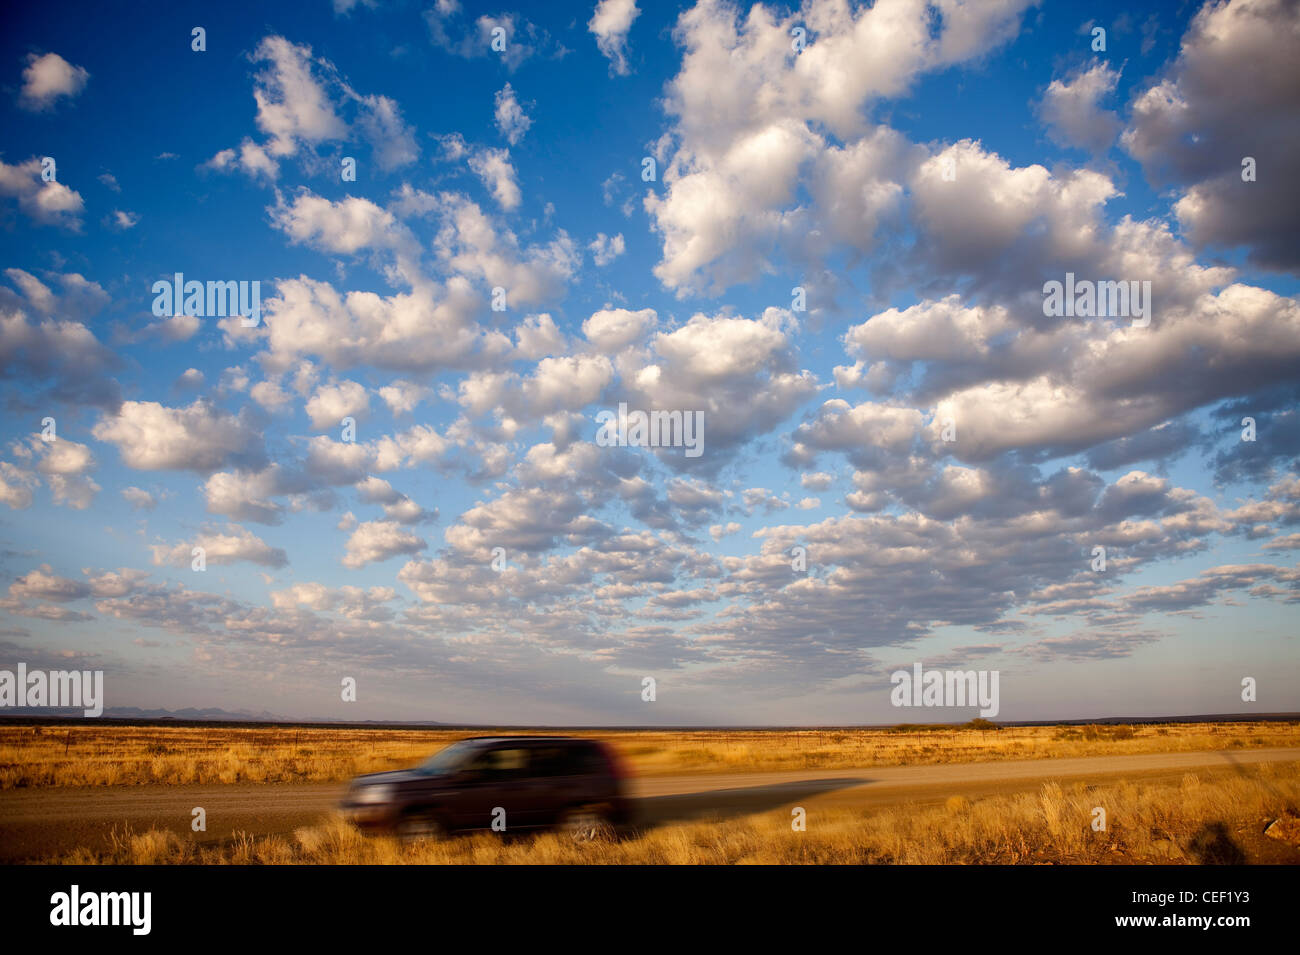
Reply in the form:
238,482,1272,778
0,708,1297,729
0,706,289,721
0,706,454,726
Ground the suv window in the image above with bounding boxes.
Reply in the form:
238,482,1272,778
534,745,576,776
577,744,606,775
466,746,531,780
533,743,605,777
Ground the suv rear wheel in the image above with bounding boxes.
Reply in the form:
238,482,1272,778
560,804,614,843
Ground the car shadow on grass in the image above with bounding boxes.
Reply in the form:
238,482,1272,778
628,777,871,831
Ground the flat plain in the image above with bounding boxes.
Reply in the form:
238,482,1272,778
1,721,1297,864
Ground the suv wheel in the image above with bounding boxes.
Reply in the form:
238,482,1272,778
396,810,445,843
560,805,614,843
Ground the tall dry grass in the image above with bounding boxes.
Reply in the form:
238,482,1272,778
4,721,1297,789
45,761,1300,865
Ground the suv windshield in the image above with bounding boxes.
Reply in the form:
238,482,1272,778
417,740,481,775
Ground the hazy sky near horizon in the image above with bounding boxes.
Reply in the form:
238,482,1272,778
1,0,1298,725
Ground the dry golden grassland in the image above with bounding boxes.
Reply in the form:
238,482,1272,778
2,719,1298,789
48,761,1300,865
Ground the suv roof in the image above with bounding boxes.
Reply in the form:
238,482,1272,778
457,735,592,745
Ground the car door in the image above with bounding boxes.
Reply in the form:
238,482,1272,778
504,744,560,829
449,745,534,831
528,745,577,824
567,742,609,808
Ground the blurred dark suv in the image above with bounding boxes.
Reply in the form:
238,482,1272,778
341,736,631,841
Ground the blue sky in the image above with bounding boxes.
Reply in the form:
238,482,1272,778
1,0,1297,724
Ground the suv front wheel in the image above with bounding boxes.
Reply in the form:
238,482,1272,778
396,809,446,843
